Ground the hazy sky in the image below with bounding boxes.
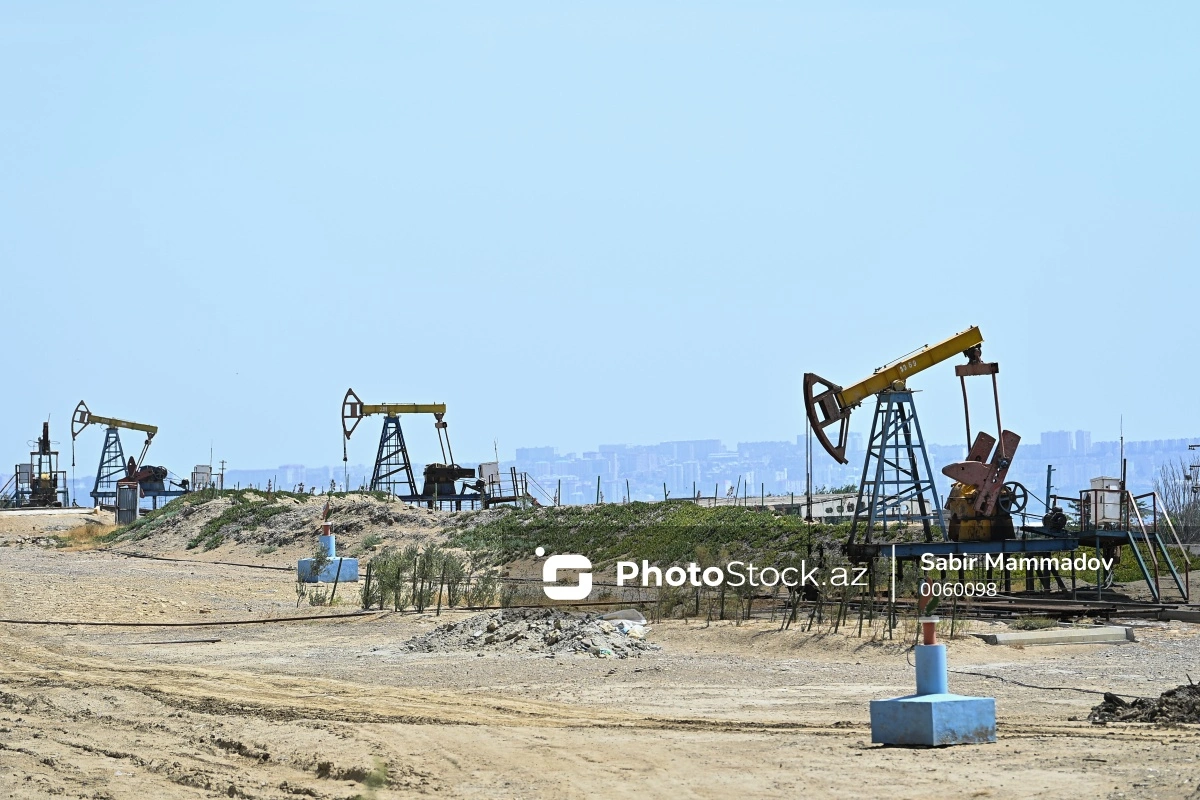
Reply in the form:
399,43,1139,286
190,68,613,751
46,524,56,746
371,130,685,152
2,3,1197,474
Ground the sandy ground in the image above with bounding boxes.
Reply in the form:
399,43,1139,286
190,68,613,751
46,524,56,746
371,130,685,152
1,531,1199,798
0,507,114,538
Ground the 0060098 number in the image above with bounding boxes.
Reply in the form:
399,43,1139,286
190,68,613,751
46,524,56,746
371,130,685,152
919,581,997,598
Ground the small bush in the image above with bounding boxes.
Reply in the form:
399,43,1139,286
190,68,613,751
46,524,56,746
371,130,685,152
1009,615,1058,630
51,524,120,550
467,571,498,608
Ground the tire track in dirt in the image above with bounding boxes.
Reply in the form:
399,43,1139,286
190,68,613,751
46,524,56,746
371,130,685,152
0,628,824,733
9,629,1196,742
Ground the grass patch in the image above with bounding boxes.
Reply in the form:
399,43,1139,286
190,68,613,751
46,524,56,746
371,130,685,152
1009,615,1059,630
104,488,379,550
447,502,837,567
116,502,183,541
1060,543,1200,585
52,524,121,551
186,493,295,551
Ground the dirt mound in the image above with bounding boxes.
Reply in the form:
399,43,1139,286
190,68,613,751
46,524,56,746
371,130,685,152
1089,683,1200,724
112,491,450,558
403,608,659,659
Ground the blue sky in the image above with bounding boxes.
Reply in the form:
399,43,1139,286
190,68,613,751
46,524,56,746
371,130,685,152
2,3,1197,473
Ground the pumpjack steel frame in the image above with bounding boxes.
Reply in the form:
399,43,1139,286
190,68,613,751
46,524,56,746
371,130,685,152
371,416,418,498
91,427,127,506
847,390,946,553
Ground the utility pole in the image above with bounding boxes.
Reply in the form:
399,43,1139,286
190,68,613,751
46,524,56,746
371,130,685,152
1189,444,1200,496
218,459,226,490
1044,465,1055,514
805,415,813,522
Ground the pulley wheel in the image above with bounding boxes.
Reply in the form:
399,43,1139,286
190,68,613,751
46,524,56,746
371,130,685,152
999,481,1028,514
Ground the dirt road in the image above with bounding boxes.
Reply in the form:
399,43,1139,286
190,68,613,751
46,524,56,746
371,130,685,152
1,544,1198,799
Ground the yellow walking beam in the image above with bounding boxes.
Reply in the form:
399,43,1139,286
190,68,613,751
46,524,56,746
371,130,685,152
360,403,447,417
71,401,158,439
803,326,984,464
341,388,447,441
838,327,983,408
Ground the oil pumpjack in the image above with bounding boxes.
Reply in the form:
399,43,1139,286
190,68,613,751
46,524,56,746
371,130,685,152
71,401,160,507
803,326,1027,554
340,388,485,509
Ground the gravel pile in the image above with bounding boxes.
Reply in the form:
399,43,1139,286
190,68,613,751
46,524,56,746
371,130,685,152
1089,683,1200,724
404,608,658,659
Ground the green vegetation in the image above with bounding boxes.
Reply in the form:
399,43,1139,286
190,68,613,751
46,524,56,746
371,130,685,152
350,533,384,557
115,502,184,542
361,545,479,611
1009,615,1058,630
447,501,840,567
186,493,295,551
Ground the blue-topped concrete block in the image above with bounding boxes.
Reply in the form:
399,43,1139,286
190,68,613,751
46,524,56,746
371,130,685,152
870,644,995,746
297,556,359,583
870,693,996,746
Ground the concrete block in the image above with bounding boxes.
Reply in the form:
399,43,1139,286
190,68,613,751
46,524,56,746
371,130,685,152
297,556,358,583
870,693,997,746
973,626,1133,646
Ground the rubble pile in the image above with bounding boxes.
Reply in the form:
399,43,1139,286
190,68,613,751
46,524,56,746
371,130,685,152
404,608,658,659
1089,683,1200,724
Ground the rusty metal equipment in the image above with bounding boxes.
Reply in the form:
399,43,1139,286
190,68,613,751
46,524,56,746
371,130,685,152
939,346,1026,543
11,422,70,507
341,388,484,509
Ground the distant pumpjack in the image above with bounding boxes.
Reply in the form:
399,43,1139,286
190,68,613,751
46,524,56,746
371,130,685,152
341,388,481,509
71,401,158,507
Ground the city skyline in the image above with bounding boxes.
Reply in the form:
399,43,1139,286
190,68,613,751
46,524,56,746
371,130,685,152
29,427,1196,510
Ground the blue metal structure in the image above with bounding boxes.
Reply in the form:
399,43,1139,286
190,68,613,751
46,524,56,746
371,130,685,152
365,414,485,510
855,537,1077,560
1025,486,1191,603
847,390,946,549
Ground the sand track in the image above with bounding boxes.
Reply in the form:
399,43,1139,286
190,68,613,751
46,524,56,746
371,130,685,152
2,542,1199,798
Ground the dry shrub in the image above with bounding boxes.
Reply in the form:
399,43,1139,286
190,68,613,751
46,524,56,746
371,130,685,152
54,524,120,551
